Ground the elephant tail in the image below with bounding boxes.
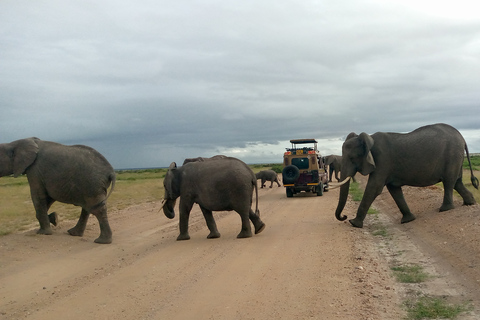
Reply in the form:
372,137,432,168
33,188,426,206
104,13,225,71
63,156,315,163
105,172,116,201
465,144,479,189
90,172,116,212
253,178,260,216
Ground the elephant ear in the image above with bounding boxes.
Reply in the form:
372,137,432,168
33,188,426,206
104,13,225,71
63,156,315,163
345,132,358,141
11,138,39,177
165,162,180,199
358,132,375,175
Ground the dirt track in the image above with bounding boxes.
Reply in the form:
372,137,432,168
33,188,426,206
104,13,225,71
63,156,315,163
1,176,479,319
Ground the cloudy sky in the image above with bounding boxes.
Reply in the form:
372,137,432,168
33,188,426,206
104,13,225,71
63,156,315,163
1,0,479,168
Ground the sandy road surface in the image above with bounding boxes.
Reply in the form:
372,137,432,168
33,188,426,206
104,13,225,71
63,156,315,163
0,182,402,320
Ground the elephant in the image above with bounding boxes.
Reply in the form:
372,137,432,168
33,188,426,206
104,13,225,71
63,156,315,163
325,155,342,182
255,170,281,188
182,155,227,165
334,123,479,228
161,157,266,240
0,137,116,243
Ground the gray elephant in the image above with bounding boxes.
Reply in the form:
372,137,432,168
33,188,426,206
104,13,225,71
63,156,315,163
0,137,116,243
334,123,479,228
161,157,266,240
325,155,342,182
255,170,281,188
182,155,227,165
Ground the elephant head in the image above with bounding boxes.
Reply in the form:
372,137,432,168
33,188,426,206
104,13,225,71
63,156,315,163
0,138,39,178
334,132,375,221
161,162,181,219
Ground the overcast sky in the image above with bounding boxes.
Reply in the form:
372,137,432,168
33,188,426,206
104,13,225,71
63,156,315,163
1,0,480,168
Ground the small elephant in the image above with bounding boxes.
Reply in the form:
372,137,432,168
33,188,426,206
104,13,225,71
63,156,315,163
334,123,479,228
161,157,266,240
325,155,342,182
182,155,227,165
0,138,116,243
255,170,281,188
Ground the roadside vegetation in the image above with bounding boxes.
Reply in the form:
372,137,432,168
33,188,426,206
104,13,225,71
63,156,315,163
0,164,278,236
349,177,474,319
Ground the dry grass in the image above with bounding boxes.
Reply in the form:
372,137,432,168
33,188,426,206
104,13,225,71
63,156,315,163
0,165,275,236
0,170,166,236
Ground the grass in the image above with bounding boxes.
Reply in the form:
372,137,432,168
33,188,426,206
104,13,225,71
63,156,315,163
349,181,364,201
404,296,471,320
391,264,429,283
0,165,275,236
463,154,480,171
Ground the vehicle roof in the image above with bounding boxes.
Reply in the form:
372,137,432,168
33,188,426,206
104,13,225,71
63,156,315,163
289,139,318,144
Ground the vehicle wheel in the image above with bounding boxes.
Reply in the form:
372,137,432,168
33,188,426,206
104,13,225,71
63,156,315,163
286,188,294,198
282,165,300,184
316,182,324,196
324,183,329,192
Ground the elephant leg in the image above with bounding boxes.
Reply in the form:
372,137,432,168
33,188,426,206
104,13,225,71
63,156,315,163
440,180,456,212
68,208,90,237
31,194,54,235
91,205,112,244
350,179,384,228
261,179,266,188
177,200,193,241
249,209,265,234
335,170,341,182
200,206,220,239
237,209,253,238
454,178,476,206
269,180,274,188
276,179,281,187
386,184,416,224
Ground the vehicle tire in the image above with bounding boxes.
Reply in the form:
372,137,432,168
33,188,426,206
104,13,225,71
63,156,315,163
316,182,324,196
282,165,300,184
286,188,294,198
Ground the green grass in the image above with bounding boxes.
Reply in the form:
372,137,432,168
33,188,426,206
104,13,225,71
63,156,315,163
391,264,429,283
463,155,480,171
404,296,471,320
250,163,283,174
349,181,364,201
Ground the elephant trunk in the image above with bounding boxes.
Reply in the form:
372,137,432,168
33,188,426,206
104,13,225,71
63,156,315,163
161,199,176,219
335,177,351,221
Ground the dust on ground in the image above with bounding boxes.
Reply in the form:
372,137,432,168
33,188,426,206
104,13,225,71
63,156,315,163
0,176,479,319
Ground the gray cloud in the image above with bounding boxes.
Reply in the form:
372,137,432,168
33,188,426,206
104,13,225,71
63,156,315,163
1,0,480,168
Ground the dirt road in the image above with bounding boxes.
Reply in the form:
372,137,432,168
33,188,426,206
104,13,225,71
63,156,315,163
1,177,479,319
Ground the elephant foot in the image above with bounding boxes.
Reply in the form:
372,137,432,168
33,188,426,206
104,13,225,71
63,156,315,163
207,231,221,239
349,218,363,228
177,233,191,241
401,213,416,224
237,230,253,238
48,212,58,226
254,222,266,234
462,197,476,206
439,203,455,212
94,236,112,244
67,227,84,237
37,228,53,235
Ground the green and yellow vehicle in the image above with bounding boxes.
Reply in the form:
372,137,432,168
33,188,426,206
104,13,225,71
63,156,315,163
282,139,329,197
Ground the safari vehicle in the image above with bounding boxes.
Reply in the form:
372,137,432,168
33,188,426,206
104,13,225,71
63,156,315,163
282,139,329,197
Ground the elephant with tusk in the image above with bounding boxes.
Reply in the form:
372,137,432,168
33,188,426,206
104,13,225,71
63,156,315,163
334,123,479,228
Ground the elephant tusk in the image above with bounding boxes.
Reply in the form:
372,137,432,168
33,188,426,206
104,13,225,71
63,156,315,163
158,199,167,212
326,176,351,190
